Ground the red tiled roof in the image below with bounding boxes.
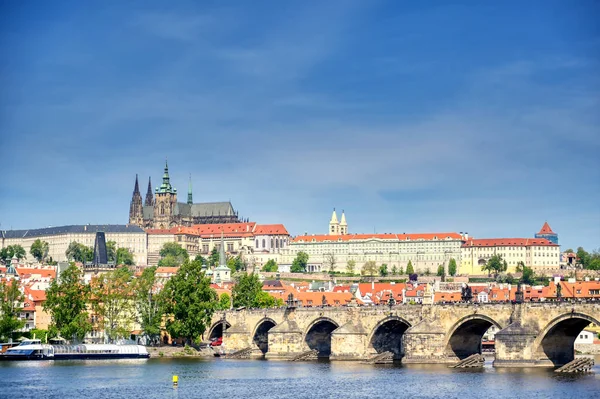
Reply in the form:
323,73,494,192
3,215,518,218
462,238,557,247
15,268,56,279
194,223,256,235
156,267,179,275
537,222,555,235
254,224,289,235
293,232,462,243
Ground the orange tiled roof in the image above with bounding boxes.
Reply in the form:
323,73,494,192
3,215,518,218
194,222,256,236
462,238,557,247
254,224,289,235
156,267,179,275
537,222,555,235
434,292,462,302
15,268,56,279
293,232,462,243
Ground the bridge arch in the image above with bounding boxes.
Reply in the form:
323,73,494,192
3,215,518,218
444,314,502,360
368,316,412,359
533,312,600,366
304,317,339,358
252,318,277,354
207,320,231,341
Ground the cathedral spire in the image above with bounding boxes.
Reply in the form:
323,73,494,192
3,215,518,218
145,176,154,206
187,174,193,205
340,210,347,235
133,174,140,194
219,231,226,267
157,158,176,194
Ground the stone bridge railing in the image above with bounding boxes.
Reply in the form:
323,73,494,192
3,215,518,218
208,302,600,367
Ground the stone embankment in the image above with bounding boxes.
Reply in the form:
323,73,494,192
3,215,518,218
575,344,600,355
146,345,214,358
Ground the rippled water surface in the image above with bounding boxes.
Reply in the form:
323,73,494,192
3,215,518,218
1,356,599,399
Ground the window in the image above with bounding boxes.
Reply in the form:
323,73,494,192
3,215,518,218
256,239,259,248
262,239,266,248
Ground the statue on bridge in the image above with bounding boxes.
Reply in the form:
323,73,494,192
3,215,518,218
461,283,473,302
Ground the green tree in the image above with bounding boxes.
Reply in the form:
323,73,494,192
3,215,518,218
0,279,25,341
159,242,188,266
361,261,378,277
516,261,526,273
0,245,26,264
436,265,445,277
255,291,283,308
588,249,600,270
44,264,91,342
261,259,278,273
227,256,244,273
30,239,50,263
90,267,134,342
157,255,179,267
406,261,414,275
65,242,93,263
521,265,535,285
161,259,217,344
564,248,574,253
346,260,356,275
194,254,207,265
232,273,262,308
391,265,398,276
209,247,220,267
379,264,388,277
482,254,508,278
448,259,457,276
106,241,117,263
576,247,590,268
217,293,231,310
398,266,404,275
133,266,162,345
116,247,135,266
425,267,431,276
291,251,309,273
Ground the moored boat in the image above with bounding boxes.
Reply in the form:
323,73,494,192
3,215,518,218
0,339,149,361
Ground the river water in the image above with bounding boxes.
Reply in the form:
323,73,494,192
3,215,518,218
1,356,599,399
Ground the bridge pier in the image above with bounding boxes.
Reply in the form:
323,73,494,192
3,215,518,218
265,319,306,360
330,321,369,361
493,322,538,367
223,323,253,354
402,318,451,364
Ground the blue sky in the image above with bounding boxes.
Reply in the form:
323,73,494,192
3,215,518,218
1,0,599,250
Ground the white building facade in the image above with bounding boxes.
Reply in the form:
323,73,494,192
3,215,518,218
1,225,148,266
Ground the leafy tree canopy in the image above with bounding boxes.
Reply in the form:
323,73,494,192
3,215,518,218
44,264,91,342
0,279,25,341
90,267,134,342
161,259,217,344
0,245,26,264
261,259,278,273
65,242,93,263
232,273,263,308
30,239,50,263
448,259,457,277
405,261,414,275
159,242,188,267
482,254,508,278
116,247,135,266
291,251,309,273
133,266,162,344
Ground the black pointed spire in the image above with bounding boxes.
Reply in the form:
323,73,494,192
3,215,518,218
145,176,154,206
133,174,140,194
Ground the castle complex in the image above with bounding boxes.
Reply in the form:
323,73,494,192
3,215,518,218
129,161,243,229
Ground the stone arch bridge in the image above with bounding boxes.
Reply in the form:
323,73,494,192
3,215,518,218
207,302,600,367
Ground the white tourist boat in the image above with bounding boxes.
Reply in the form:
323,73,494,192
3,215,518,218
1,339,149,361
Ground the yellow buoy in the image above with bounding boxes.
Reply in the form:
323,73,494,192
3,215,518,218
172,375,178,387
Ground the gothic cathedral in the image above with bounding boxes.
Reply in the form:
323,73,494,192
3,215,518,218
128,161,244,229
